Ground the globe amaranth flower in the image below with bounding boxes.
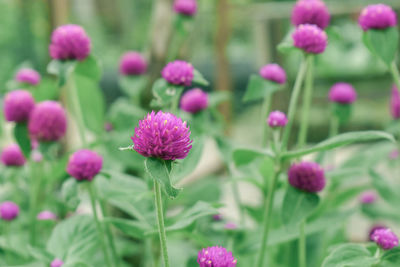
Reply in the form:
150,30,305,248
132,111,192,160
390,85,400,119
389,149,399,160
359,191,377,204
173,0,198,16
213,214,223,221
119,51,148,76
51,259,64,267
161,60,194,86
267,111,288,128
0,201,19,221
371,228,399,250
104,122,113,132
224,222,237,230
1,144,26,167
292,24,328,54
67,149,103,181
259,64,287,84
197,246,237,267
15,68,41,86
180,88,209,113
329,82,357,104
291,0,330,30
37,210,57,221
358,4,397,31
4,90,35,122
288,161,326,193
28,101,67,142
369,225,386,241
49,24,91,61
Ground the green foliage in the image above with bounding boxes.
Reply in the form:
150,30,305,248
150,78,183,108
14,122,31,158
243,75,281,102
322,244,378,267
232,147,274,166
363,27,399,67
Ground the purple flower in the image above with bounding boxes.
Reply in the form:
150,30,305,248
4,90,35,122
67,149,103,181
390,85,400,119
267,110,288,128
291,0,330,30
180,88,209,113
292,24,328,54
49,24,91,61
50,258,64,267
37,210,57,221
224,222,237,230
213,214,223,221
104,122,113,132
119,51,148,76
359,191,377,204
389,149,399,160
329,82,357,104
161,60,194,86
31,150,43,162
369,225,386,241
28,101,67,142
371,228,399,250
173,0,198,16
15,68,41,86
288,161,326,193
259,64,287,84
358,4,397,31
0,201,19,221
197,246,237,267
1,144,26,167
132,111,192,160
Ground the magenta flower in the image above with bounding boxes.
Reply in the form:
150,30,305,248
50,259,64,267
390,85,400,119
371,228,399,250
267,110,288,128
67,149,103,181
358,4,397,31
49,24,91,61
1,144,26,167
15,68,41,86
369,225,386,241
291,0,330,30
0,201,19,221
104,122,113,132
224,222,237,230
389,149,399,160
3,90,35,122
119,51,148,76
132,111,192,160
180,88,209,113
259,64,287,84
329,82,357,104
359,191,377,204
288,161,326,193
161,60,194,86
292,24,328,54
212,214,223,221
37,210,57,221
173,0,198,16
28,101,67,142
197,246,237,267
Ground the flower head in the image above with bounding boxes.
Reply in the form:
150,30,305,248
50,259,64,267
49,24,91,61
292,24,328,54
358,4,397,31
161,60,194,86
15,68,41,86
119,51,148,76
28,101,67,142
259,64,287,84
0,201,19,221
267,111,288,128
4,90,35,122
180,88,209,113
390,85,400,119
224,222,237,230
132,111,192,160
359,191,377,204
389,149,399,160
371,228,399,250
1,144,26,167
213,214,223,221
329,82,357,104
104,122,113,132
67,149,103,181
174,0,198,16
369,225,386,241
197,246,237,267
288,161,326,193
37,210,57,221
291,0,330,29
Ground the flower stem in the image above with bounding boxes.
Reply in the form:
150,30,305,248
329,115,339,138
29,161,43,245
299,220,307,267
390,62,400,94
154,180,170,267
261,95,272,147
69,78,87,147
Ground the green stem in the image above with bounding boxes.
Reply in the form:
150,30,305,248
69,78,87,147
29,161,42,245
144,238,155,267
299,220,306,267
154,180,170,267
261,95,272,147
329,115,339,138
231,177,245,226
390,62,400,93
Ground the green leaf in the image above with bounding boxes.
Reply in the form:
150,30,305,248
369,169,400,207
145,158,182,199
277,28,296,54
61,179,80,210
119,75,147,98
381,247,400,266
321,244,377,267
27,246,53,262
208,91,231,108
73,55,102,81
192,69,209,86
332,103,352,124
243,75,280,102
47,60,76,87
172,137,204,183
363,28,399,67
105,217,151,239
150,78,183,108
14,122,31,158
232,147,274,167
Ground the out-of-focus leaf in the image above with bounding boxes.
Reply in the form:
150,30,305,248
73,55,101,80
233,147,274,167
27,246,53,262
61,179,80,210
332,103,352,124
14,123,31,158
277,28,296,54
119,75,147,98
151,78,183,108
174,176,221,206
381,247,400,266
361,203,400,222
105,217,152,239
208,91,230,108
321,244,377,267
369,169,400,207
172,137,204,183
363,28,399,67
32,78,59,101
108,98,146,130
192,69,209,86
242,75,280,102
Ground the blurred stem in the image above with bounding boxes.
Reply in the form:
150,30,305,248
299,220,306,267
29,161,43,245
390,62,400,93
144,238,155,267
167,17,189,61
329,115,339,138
69,79,87,147
154,180,170,267
261,95,272,147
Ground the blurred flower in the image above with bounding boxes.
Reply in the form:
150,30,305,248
359,191,377,204
329,82,357,104
291,0,330,29
369,224,386,241
1,144,26,167
358,4,397,31
119,51,148,76
15,68,41,86
37,210,57,221
4,90,35,123
267,110,288,128
292,24,328,54
104,122,113,132
180,88,209,113
389,149,399,159
212,214,223,221
259,64,287,84
67,149,103,181
49,24,91,61
132,111,192,160
371,228,399,250
390,85,400,119
28,101,67,142
224,222,237,230
197,246,237,267
50,259,64,267
288,162,326,193
161,60,194,86
0,201,19,221
173,0,198,16
31,150,43,162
